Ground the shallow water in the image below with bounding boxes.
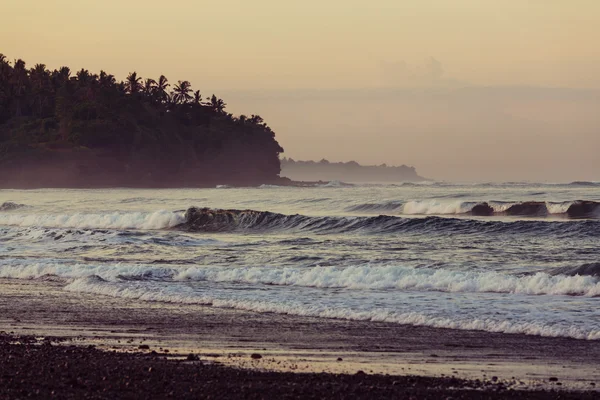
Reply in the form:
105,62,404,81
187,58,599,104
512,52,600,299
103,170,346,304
1,182,599,340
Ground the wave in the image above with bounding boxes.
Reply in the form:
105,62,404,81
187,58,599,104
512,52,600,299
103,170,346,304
402,200,600,218
174,264,600,297
345,201,404,213
180,207,600,237
2,206,599,235
551,262,600,277
63,276,600,340
568,181,600,187
0,202,27,211
317,180,354,188
4,259,598,297
0,210,185,230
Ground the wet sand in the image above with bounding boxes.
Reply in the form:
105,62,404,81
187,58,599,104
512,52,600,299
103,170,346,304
1,278,598,398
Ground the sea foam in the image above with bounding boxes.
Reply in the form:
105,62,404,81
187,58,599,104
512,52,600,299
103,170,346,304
2,260,599,297
0,210,185,230
63,276,600,340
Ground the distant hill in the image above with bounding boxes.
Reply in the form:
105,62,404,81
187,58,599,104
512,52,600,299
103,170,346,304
0,54,284,188
281,158,425,182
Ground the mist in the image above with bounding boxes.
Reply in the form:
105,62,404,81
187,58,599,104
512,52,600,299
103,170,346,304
222,86,600,182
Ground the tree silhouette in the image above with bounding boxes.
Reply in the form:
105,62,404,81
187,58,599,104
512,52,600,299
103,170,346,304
0,54,285,187
172,80,192,104
125,72,142,95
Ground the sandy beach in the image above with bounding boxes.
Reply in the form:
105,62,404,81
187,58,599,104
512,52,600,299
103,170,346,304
1,278,598,398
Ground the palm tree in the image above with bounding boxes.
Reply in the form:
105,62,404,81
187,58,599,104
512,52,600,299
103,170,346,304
0,55,11,121
125,72,142,94
172,80,192,104
155,75,170,104
193,90,202,105
209,94,226,113
76,69,91,85
52,66,71,88
99,70,116,88
10,59,28,117
143,78,156,98
0,54,9,76
30,63,50,116
76,69,95,101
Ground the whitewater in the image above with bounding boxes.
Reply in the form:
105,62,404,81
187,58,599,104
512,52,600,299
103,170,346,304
1,182,599,340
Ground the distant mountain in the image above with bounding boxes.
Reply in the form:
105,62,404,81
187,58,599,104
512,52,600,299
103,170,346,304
280,158,425,182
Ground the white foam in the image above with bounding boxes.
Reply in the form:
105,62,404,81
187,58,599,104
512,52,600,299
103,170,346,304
0,210,185,230
174,265,600,297
0,260,174,281
63,276,600,340
402,200,470,215
402,200,581,215
2,260,598,298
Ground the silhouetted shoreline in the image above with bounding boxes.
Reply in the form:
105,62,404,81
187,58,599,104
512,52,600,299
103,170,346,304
281,158,426,182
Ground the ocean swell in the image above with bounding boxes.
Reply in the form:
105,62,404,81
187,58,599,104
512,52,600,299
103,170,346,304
179,207,600,237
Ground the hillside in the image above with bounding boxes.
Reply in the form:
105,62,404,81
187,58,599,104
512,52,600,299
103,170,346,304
0,55,285,188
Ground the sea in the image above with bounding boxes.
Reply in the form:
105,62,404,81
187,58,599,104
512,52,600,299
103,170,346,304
1,181,599,340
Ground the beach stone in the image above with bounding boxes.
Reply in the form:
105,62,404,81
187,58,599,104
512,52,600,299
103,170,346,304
250,353,262,360
138,345,150,350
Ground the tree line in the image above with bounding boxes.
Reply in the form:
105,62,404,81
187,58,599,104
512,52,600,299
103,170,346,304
0,54,284,186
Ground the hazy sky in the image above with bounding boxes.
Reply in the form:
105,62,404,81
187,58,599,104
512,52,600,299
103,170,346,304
2,0,599,181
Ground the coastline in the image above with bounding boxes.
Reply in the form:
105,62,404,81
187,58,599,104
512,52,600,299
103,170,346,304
1,278,598,397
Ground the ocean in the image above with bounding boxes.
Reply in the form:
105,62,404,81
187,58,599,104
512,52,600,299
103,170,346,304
1,182,599,341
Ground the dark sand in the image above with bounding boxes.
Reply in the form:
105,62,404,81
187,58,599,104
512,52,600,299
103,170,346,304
0,278,598,398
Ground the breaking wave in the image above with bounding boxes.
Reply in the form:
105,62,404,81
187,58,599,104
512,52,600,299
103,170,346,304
551,262,600,277
174,264,600,297
180,207,600,237
63,276,600,340
347,200,600,218
0,210,185,230
1,206,598,236
2,260,599,297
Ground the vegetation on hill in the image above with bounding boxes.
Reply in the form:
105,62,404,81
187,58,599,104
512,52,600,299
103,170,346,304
280,158,424,182
0,54,284,187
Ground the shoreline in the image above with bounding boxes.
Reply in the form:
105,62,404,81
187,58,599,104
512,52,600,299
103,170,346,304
5,334,590,400
1,278,598,396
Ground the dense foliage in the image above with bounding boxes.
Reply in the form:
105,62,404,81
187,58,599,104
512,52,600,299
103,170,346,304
0,54,284,187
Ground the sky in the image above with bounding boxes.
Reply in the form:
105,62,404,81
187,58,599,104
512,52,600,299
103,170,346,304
2,0,599,181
